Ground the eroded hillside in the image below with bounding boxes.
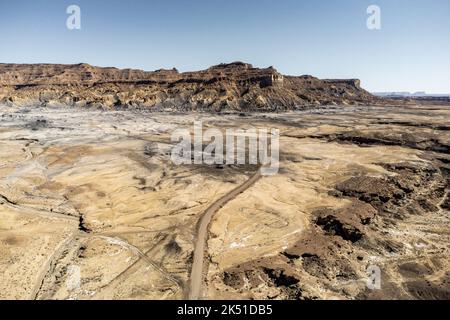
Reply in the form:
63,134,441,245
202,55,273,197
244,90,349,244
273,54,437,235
0,62,378,111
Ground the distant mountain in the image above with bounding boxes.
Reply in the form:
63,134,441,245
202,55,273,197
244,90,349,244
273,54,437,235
373,91,450,98
0,62,380,111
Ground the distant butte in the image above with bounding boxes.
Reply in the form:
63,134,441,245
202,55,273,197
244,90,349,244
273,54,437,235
0,62,380,111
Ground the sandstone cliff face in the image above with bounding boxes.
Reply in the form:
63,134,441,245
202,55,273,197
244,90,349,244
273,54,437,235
0,62,378,111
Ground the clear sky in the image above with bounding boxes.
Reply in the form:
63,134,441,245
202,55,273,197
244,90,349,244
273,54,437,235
0,0,449,93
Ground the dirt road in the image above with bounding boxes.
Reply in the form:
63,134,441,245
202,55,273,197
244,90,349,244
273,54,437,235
188,168,262,300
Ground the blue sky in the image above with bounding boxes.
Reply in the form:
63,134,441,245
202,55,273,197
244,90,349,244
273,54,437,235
0,0,449,93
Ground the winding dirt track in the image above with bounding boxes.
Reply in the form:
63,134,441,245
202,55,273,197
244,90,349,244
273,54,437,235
188,168,262,300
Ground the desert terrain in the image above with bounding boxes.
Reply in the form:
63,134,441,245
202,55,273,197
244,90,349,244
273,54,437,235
0,102,448,300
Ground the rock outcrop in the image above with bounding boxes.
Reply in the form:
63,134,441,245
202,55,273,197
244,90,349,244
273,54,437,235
0,62,379,111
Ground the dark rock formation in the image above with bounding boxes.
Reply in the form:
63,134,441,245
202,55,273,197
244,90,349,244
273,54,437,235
314,201,377,242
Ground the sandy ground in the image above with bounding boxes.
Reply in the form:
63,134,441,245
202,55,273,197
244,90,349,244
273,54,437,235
0,104,448,300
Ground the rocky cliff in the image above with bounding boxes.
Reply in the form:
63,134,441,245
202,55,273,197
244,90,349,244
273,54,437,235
0,62,379,111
